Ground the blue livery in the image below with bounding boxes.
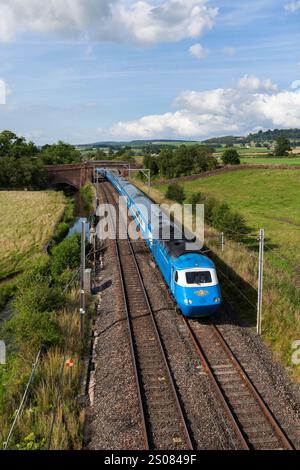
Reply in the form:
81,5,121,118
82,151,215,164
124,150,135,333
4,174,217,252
97,169,222,317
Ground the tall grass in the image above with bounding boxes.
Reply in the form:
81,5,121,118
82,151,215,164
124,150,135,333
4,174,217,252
0,289,89,450
0,226,92,449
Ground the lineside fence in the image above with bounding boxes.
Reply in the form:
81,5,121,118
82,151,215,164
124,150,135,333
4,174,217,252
204,225,300,340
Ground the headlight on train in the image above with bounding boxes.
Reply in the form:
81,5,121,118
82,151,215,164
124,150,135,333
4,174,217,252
214,297,221,303
184,299,193,305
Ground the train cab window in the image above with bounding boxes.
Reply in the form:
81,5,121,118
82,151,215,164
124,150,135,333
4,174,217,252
175,271,178,283
186,271,212,285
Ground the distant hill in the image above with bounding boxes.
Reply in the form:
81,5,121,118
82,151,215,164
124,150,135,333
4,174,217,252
202,129,300,146
247,129,300,143
77,139,199,149
77,129,300,150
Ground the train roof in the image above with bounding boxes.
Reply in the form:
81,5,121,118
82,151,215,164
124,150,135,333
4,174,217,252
172,251,215,270
103,170,208,262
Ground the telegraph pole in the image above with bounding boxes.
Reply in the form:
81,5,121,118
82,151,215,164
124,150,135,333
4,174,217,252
80,221,86,338
257,228,265,336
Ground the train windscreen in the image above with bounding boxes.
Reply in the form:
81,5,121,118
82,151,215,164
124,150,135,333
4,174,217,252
186,271,212,285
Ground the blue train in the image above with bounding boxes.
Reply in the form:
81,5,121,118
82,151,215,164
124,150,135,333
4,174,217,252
97,169,222,317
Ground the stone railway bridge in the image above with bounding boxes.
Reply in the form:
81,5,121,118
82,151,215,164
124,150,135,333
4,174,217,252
44,160,140,190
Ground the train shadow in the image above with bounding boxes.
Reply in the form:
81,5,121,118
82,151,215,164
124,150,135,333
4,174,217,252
196,249,258,329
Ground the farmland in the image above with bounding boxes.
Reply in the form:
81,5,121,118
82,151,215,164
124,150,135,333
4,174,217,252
155,169,300,268
0,191,66,280
240,157,300,165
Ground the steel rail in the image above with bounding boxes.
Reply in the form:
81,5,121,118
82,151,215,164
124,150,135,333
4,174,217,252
184,317,295,450
211,324,295,450
183,318,250,450
101,183,150,450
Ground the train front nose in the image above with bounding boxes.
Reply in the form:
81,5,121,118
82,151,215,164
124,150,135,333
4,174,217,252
179,286,222,317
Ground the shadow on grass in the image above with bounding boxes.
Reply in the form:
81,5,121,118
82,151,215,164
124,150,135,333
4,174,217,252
207,249,258,328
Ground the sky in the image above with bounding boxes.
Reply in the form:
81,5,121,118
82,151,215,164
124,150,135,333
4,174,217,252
0,0,300,145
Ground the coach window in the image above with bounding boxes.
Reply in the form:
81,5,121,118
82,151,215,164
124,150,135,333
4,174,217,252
175,271,179,283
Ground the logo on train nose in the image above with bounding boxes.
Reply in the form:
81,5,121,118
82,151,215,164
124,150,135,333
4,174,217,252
195,290,208,297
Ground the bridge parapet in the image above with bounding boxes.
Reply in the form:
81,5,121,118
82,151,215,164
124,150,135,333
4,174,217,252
44,160,140,189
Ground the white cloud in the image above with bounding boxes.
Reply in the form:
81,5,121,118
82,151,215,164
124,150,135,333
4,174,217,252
0,0,218,45
106,75,300,139
237,75,278,92
291,80,300,89
285,1,300,12
189,43,208,60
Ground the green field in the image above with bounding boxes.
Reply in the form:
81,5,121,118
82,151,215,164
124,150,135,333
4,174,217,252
240,157,300,165
156,169,300,267
214,146,272,157
0,191,66,280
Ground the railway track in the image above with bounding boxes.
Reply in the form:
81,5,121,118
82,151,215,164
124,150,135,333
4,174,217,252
101,182,193,450
184,319,295,450
98,179,295,451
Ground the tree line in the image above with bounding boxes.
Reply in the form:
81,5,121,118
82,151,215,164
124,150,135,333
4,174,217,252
143,145,241,179
0,130,83,189
144,145,218,179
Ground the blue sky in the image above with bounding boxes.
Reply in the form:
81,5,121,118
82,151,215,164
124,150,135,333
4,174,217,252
0,0,300,144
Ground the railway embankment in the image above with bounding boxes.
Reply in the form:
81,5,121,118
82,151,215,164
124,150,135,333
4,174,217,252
0,187,95,449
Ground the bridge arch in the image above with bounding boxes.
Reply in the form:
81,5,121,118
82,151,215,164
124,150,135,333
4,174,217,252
49,180,80,192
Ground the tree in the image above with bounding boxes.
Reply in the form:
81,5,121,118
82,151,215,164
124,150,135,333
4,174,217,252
144,154,159,177
0,130,38,159
157,148,174,178
40,141,82,164
172,146,195,177
222,149,241,165
165,183,185,204
0,156,47,189
193,146,217,173
274,138,291,157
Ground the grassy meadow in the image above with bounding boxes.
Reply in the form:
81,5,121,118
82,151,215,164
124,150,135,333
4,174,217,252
240,157,300,165
214,146,272,158
156,169,300,269
0,191,66,280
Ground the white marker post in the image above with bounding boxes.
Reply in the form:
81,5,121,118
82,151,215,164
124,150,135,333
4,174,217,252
80,221,86,338
221,232,224,253
257,229,265,336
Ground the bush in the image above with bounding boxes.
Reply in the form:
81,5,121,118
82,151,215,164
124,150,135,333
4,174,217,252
50,234,81,278
187,192,205,217
204,196,219,224
222,211,249,240
13,283,64,315
165,183,185,204
52,222,70,245
187,192,205,206
0,282,17,311
222,149,241,165
274,138,291,157
210,202,248,240
5,309,61,351
186,191,250,241
211,202,231,231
